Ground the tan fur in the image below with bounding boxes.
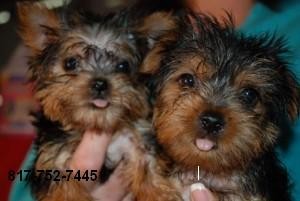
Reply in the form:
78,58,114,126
18,2,182,201
139,17,290,199
39,180,92,201
35,72,148,132
140,13,178,74
115,125,182,201
17,2,60,53
137,12,176,41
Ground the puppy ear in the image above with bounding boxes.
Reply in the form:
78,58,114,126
137,12,176,48
138,12,177,74
17,2,60,53
140,43,164,74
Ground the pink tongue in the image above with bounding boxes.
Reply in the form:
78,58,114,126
196,138,215,151
92,99,109,108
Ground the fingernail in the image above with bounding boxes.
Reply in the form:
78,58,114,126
190,183,210,201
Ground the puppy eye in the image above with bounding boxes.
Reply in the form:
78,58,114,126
116,61,130,74
240,88,259,106
64,57,79,71
179,73,195,88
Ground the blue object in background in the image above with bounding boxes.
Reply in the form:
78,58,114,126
240,2,300,200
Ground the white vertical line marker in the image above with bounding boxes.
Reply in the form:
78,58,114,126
197,165,200,181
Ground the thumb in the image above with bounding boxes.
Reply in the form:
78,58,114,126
190,183,215,201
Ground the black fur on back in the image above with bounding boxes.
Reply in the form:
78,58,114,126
246,151,292,201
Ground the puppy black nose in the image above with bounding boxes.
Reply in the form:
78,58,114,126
199,112,225,135
91,79,108,98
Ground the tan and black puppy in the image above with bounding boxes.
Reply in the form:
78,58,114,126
17,2,178,201
143,13,299,201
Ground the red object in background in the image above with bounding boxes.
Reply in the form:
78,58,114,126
0,134,35,201
0,74,36,135
0,44,37,200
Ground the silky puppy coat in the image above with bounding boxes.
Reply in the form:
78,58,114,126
142,13,300,201
17,3,178,201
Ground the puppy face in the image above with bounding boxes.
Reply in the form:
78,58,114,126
149,15,300,174
18,3,150,132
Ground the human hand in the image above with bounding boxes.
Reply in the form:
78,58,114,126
69,130,214,201
190,183,215,201
69,129,128,201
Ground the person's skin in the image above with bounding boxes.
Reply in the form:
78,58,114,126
186,0,255,26
70,1,256,200
70,130,214,201
69,130,128,200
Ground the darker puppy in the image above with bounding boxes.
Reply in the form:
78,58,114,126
143,13,299,201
